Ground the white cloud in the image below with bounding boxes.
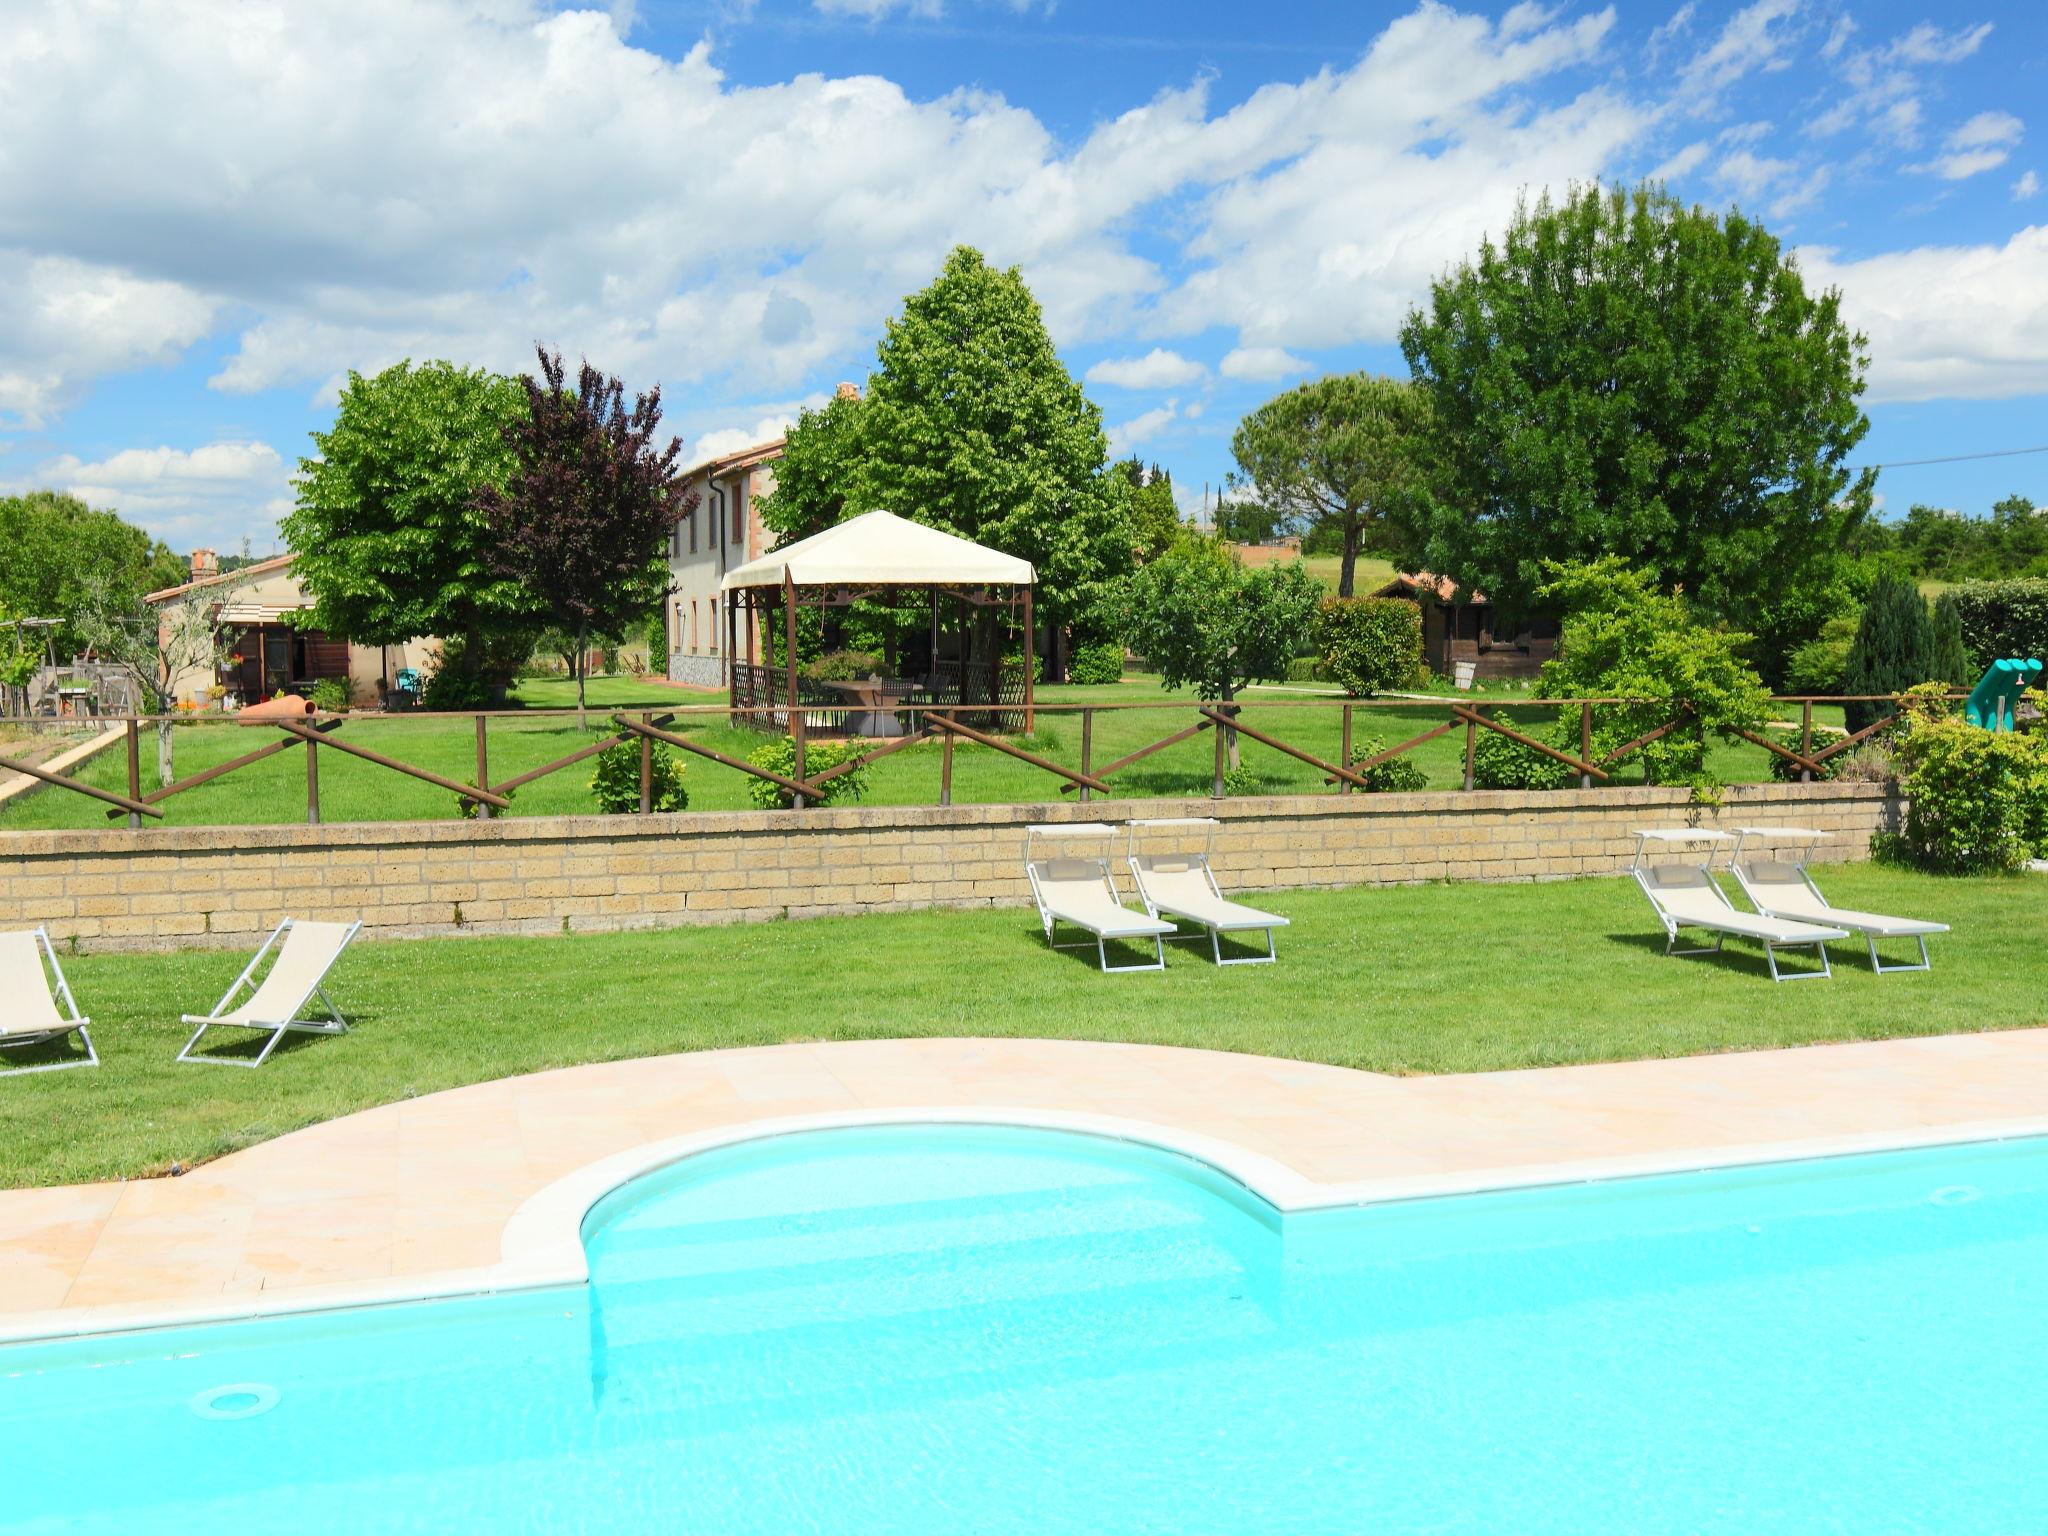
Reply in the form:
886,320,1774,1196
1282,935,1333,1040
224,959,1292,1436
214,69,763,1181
1107,400,1178,454
2016,171,2042,201
20,441,290,548
688,411,800,466
1676,0,1799,100
1715,149,1795,200
1801,226,2048,401
1085,348,1205,389
1811,20,1995,151
1218,346,1312,382
1916,110,2024,181
0,255,216,427
1649,141,1710,180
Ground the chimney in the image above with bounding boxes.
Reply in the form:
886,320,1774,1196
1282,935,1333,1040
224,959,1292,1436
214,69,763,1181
190,548,218,579
835,381,861,401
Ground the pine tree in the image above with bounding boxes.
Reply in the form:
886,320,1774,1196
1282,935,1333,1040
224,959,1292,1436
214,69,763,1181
1842,573,1934,732
1927,591,1973,689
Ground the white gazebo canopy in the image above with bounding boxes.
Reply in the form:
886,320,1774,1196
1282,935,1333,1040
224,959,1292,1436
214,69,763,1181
720,510,1033,592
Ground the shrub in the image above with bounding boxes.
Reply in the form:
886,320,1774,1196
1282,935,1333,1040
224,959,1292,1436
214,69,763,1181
1470,724,1576,791
1928,592,1972,688
1782,615,1858,695
1842,573,1934,732
1317,596,1423,697
1285,656,1326,683
422,644,492,710
1765,727,1837,782
1067,642,1125,686
308,677,352,713
745,735,870,810
801,649,884,683
589,738,688,814
1887,714,2048,873
1220,763,1269,797
1347,734,1426,792
1947,578,2048,674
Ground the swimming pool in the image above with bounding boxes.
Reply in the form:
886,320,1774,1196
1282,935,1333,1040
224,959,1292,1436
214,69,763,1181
5,1123,2046,1533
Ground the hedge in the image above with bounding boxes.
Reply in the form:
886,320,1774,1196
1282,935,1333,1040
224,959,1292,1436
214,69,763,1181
1947,579,2048,677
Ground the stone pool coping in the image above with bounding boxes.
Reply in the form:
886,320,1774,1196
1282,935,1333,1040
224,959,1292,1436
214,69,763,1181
8,1031,2048,1346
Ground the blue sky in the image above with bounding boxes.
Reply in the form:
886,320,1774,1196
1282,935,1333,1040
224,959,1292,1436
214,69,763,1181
1,0,2042,555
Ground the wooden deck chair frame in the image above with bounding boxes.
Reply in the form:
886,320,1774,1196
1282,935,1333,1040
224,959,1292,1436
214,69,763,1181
1631,831,1841,983
1729,827,1946,975
1023,824,1169,974
0,928,98,1077
178,917,362,1067
1124,817,1286,966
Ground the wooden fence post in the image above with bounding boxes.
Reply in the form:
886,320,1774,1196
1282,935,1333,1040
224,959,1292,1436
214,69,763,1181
940,730,954,806
1463,711,1478,792
1340,704,1353,795
639,712,653,814
305,733,321,825
1800,700,1813,783
474,715,493,819
1212,711,1227,799
125,718,142,830
1579,702,1593,791
1079,708,1093,804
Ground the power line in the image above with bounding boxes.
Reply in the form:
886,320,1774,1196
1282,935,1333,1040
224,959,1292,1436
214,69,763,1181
1860,444,2048,471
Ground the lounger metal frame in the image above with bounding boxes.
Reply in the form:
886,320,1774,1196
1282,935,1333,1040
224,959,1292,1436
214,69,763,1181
0,927,98,1077
1125,818,1282,966
1024,826,1166,973
1632,832,1836,982
1729,828,1937,975
178,917,363,1067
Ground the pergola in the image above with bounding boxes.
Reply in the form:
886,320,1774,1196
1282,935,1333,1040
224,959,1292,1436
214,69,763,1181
720,510,1036,736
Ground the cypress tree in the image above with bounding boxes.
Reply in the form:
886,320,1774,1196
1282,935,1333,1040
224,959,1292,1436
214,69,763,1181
1842,573,1934,731
1927,591,1973,689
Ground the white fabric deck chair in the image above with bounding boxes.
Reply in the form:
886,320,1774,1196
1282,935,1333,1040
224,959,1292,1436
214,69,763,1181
178,918,362,1067
1125,817,1289,966
1024,824,1174,973
0,929,97,1077
1631,830,1849,982
1730,827,1949,974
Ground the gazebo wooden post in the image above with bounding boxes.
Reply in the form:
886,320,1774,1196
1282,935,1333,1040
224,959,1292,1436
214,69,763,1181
783,568,804,808
1020,583,1034,734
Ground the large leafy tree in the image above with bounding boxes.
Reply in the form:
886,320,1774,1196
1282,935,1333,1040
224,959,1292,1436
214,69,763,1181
0,491,185,645
766,247,1133,659
285,362,534,677
1114,458,1184,564
1400,181,1875,639
477,347,689,725
1230,373,1436,598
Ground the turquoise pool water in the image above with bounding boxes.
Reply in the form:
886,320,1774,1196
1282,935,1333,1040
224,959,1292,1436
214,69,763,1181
6,1124,2048,1533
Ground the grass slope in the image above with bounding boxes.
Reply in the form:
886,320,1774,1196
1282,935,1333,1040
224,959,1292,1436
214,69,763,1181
4,863,2041,1187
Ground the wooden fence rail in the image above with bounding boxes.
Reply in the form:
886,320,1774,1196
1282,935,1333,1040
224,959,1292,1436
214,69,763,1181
0,692,1970,830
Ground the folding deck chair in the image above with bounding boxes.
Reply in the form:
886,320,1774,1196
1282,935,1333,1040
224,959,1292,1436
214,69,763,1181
178,917,362,1066
1730,827,1949,974
1631,830,1849,982
1024,824,1174,973
0,928,98,1077
1125,817,1289,965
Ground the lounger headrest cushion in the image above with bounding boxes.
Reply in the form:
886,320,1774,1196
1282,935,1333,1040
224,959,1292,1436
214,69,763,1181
1038,856,1104,882
1136,855,1198,873
1741,860,1805,883
1646,864,1712,888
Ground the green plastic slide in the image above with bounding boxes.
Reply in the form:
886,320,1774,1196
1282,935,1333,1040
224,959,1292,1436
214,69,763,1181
1966,657,2043,731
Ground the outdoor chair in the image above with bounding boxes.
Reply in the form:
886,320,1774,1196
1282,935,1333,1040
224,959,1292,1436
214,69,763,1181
1125,817,1289,966
178,917,362,1067
1024,824,1174,973
1730,827,1949,974
1630,830,1848,982
0,928,98,1077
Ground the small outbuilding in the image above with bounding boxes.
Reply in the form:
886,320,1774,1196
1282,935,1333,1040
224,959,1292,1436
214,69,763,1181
1370,572,1559,682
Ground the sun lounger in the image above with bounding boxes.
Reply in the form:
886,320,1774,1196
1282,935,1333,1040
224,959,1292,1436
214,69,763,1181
1730,827,1949,974
178,917,362,1067
1024,824,1174,973
0,928,97,1077
1125,817,1289,965
1631,830,1849,982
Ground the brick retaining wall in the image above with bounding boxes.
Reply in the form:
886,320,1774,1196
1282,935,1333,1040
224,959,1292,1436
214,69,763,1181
0,782,1898,951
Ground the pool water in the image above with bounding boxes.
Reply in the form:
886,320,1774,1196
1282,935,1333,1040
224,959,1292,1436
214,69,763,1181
7,1125,2048,1533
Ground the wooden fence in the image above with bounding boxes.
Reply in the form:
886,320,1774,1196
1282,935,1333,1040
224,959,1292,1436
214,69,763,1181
0,694,1946,829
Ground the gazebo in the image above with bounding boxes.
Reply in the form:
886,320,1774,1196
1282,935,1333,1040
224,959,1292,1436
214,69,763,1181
719,510,1036,738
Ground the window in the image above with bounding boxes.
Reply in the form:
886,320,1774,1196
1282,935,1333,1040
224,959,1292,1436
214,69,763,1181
672,600,684,654
713,494,723,549
710,597,720,654
690,600,699,652
689,509,697,554
732,484,745,545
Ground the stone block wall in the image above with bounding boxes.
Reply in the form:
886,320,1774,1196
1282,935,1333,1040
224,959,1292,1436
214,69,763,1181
0,782,1898,952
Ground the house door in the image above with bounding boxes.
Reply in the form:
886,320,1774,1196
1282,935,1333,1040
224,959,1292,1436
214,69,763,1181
262,631,291,698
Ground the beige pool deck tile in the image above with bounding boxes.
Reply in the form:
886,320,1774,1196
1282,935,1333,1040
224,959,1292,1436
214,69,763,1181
9,1030,2048,1334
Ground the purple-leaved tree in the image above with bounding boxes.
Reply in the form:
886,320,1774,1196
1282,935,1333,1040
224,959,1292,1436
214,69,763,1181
478,346,693,728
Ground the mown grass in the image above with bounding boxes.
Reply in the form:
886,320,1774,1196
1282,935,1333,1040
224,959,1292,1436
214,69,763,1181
0,679,1847,830
3,864,2041,1187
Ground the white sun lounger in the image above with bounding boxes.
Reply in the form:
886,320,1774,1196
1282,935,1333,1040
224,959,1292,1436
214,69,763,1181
178,917,362,1067
1730,827,1949,974
1125,817,1289,965
1025,824,1174,973
1631,830,1849,982
0,928,98,1077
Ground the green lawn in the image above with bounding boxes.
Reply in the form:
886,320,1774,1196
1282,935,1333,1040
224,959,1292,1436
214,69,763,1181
3,864,2042,1187
0,680,1846,830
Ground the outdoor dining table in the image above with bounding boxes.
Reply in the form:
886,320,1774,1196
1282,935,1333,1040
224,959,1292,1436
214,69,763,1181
818,677,918,737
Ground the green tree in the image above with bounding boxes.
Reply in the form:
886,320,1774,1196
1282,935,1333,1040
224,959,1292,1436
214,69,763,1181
1842,572,1935,732
0,491,185,646
1399,182,1875,641
1928,591,1973,687
69,580,227,785
285,362,535,685
1230,373,1435,598
760,386,869,545
477,348,689,727
1114,458,1184,563
1126,539,1321,767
